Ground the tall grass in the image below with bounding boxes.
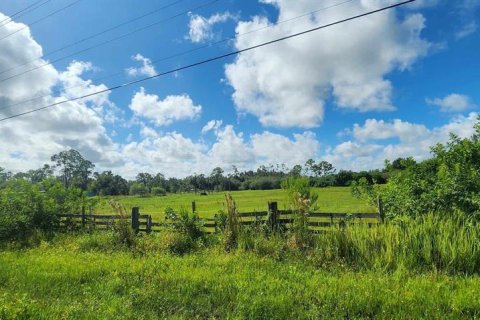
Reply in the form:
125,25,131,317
313,212,480,274
1,238,480,319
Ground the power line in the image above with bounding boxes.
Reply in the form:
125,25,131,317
0,0,415,123
0,0,51,27
0,0,83,42
0,0,354,112
0,0,220,83
0,0,186,76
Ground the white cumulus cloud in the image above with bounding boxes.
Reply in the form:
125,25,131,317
426,93,476,112
187,12,235,43
129,87,202,126
225,0,431,128
201,120,223,134
327,113,479,171
126,54,157,77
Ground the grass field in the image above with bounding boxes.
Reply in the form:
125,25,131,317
1,235,479,319
95,187,376,218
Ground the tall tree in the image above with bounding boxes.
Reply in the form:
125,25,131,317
136,173,154,192
51,149,95,189
26,164,53,183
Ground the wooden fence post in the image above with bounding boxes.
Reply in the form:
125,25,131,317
131,207,140,233
81,205,86,228
146,215,152,234
377,196,385,223
268,201,279,231
192,201,196,214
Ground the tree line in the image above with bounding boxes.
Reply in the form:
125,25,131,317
0,150,389,196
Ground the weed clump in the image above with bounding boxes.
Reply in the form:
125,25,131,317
162,207,205,254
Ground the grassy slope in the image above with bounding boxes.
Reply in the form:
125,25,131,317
95,187,376,218
0,241,479,319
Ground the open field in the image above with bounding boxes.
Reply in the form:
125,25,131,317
1,235,479,319
95,187,376,218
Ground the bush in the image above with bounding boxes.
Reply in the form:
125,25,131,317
151,187,167,196
374,120,480,219
109,200,136,248
0,180,64,243
163,207,205,254
281,177,318,250
129,183,148,196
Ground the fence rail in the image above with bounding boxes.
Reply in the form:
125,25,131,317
57,201,382,234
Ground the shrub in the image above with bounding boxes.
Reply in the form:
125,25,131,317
109,200,135,248
129,183,148,196
151,187,167,196
0,180,61,243
163,207,205,254
281,177,318,250
375,120,480,219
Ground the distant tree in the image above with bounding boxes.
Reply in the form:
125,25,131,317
289,165,303,177
26,164,53,183
151,173,166,190
90,171,128,196
51,149,95,189
315,161,336,177
136,173,154,192
385,157,417,172
335,170,354,186
304,159,316,177
0,167,11,187
210,167,224,191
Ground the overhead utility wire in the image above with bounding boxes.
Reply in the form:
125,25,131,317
0,0,219,83
0,0,353,112
0,0,415,123
0,0,83,42
0,0,186,76
0,0,51,27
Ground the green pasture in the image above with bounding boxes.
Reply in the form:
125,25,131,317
1,237,479,319
95,187,376,219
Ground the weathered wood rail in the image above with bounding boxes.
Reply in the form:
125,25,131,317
57,201,382,234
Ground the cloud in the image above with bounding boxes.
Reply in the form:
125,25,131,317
353,119,429,142
0,13,57,102
129,87,202,126
251,131,320,167
225,0,430,128
0,12,123,173
187,12,235,43
455,21,477,39
426,94,476,112
126,54,157,77
201,120,223,134
0,11,322,178
327,113,479,171
119,124,321,177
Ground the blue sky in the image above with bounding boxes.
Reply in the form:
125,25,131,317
0,0,478,177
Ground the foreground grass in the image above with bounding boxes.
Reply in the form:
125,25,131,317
95,187,375,218
1,234,479,319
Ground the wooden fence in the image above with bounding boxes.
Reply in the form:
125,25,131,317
57,200,383,234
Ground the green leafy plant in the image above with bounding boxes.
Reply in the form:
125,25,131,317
223,193,240,251
163,207,205,254
108,200,135,248
281,177,318,250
